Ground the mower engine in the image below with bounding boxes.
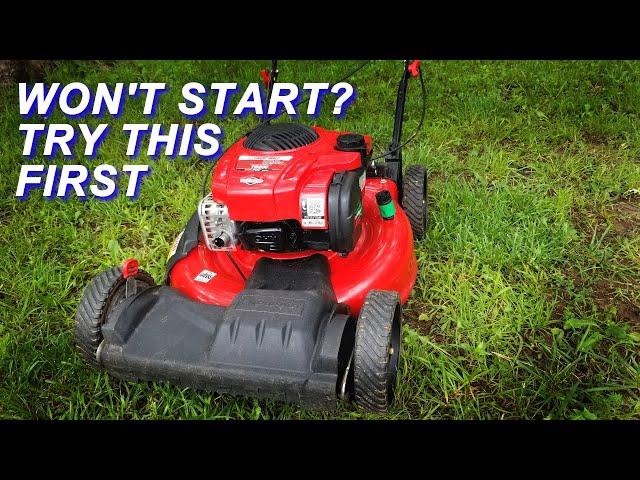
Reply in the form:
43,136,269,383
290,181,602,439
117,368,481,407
200,123,366,255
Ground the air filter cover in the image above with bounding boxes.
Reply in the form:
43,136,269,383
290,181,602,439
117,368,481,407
244,123,319,151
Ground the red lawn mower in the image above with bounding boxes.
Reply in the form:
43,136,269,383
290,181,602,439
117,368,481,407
75,60,427,412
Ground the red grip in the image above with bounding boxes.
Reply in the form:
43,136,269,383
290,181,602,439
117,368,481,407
260,68,270,87
408,60,421,78
121,258,139,279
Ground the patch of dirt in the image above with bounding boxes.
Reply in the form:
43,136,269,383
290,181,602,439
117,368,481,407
498,137,518,149
609,197,640,236
582,131,608,146
562,265,586,289
549,265,584,321
0,60,54,85
593,279,640,326
572,195,640,239
501,82,518,101
556,140,585,156
570,206,595,237
553,263,640,328
402,301,444,340
0,207,11,227
427,168,475,186
589,81,604,95
449,144,471,158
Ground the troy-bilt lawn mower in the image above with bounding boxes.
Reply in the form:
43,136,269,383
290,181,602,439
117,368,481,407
75,60,428,412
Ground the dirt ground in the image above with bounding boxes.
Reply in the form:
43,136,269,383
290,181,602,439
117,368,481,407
0,60,53,85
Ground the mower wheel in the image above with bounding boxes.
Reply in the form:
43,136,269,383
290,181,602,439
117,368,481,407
353,290,402,412
75,266,155,367
402,165,428,240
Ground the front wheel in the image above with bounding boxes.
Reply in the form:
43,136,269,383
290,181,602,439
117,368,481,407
75,266,155,367
353,290,402,412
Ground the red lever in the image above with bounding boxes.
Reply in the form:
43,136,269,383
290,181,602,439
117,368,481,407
408,60,421,78
260,68,270,87
121,258,139,279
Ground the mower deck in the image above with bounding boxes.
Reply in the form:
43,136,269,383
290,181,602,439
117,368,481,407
98,255,354,409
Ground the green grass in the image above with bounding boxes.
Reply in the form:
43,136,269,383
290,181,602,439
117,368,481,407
1,60,639,419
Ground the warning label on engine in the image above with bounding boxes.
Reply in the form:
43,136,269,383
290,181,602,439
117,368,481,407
237,154,293,172
238,155,292,164
301,195,326,228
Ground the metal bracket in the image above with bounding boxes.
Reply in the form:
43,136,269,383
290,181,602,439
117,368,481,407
338,349,354,401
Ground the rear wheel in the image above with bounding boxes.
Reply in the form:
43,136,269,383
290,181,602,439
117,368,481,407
402,165,428,240
353,290,402,412
75,266,155,367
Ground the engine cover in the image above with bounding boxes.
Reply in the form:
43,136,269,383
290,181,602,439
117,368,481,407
210,123,371,254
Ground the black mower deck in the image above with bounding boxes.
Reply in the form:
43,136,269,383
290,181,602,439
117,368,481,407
97,255,355,409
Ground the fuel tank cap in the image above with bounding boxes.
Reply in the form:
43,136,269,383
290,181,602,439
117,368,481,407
336,133,366,152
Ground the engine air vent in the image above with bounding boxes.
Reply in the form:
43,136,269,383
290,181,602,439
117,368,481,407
244,123,319,151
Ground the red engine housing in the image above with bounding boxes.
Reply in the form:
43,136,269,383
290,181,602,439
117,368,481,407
169,125,417,314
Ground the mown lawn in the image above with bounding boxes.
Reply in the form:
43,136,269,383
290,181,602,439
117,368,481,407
0,60,639,419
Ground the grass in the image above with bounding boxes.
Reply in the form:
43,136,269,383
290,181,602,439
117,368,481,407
1,60,639,419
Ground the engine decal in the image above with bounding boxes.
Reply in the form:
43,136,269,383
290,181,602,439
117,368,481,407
238,155,292,162
237,154,293,172
194,269,217,283
301,194,326,228
239,176,264,185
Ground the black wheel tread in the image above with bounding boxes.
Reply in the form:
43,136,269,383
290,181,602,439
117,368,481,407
354,290,401,412
75,266,154,367
402,165,427,240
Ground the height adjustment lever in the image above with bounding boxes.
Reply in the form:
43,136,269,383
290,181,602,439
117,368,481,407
121,258,140,298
